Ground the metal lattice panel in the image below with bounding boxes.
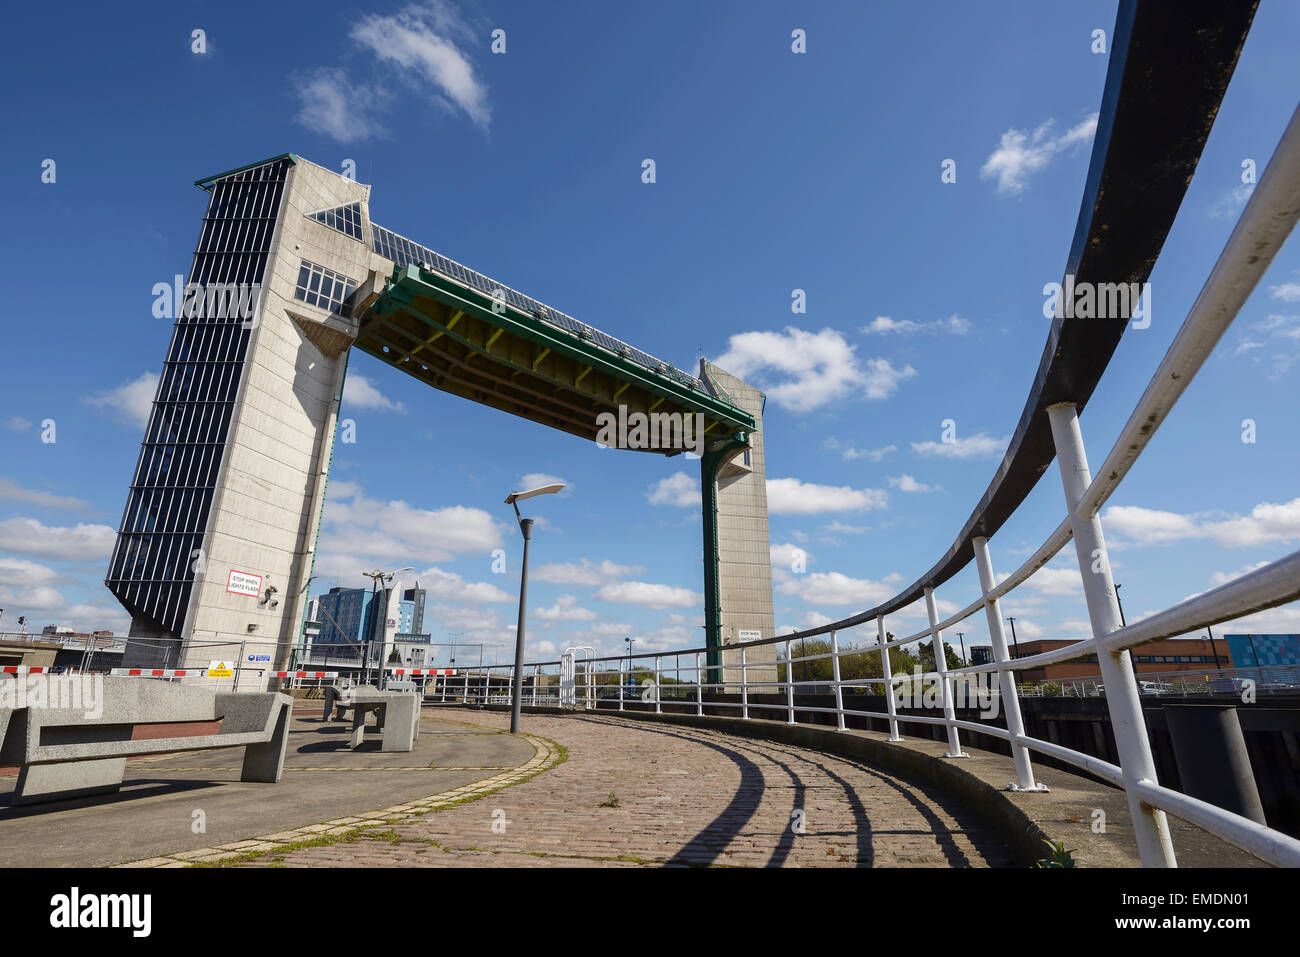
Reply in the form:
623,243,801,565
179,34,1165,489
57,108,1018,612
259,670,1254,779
105,158,291,637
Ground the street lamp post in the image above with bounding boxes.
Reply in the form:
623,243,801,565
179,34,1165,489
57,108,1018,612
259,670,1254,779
624,636,636,701
505,483,565,733
361,566,411,686
1206,626,1223,671
1114,583,1143,682
1005,616,1020,659
956,631,966,665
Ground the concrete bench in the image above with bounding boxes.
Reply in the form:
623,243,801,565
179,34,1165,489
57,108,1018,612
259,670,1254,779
322,685,420,752
0,676,292,806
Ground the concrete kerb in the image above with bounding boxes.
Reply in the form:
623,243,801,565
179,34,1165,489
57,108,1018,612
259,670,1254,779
114,720,566,868
461,704,1141,867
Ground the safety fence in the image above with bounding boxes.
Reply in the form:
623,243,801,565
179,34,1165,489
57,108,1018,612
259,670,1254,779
469,94,1300,868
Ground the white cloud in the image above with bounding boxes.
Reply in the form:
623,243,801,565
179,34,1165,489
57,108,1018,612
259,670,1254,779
517,473,569,495
536,594,597,622
4,417,32,432
778,571,901,607
911,432,1009,459
1208,561,1271,587
823,438,896,462
647,472,699,507
1270,282,1300,303
1214,602,1300,638
0,478,93,514
531,558,643,586
823,520,869,535
292,69,389,143
1103,498,1300,549
770,543,810,569
1208,183,1255,220
343,374,406,412
0,518,117,561
1233,314,1300,380
317,482,501,566
595,581,701,610
714,327,914,412
350,0,491,130
888,474,941,494
0,557,59,588
766,478,888,515
862,358,918,400
413,566,513,603
981,113,1098,195
1020,565,1081,596
85,372,157,429
862,314,971,336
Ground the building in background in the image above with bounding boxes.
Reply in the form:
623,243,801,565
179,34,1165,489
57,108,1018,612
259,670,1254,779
1013,637,1232,685
1225,634,1300,668
314,587,374,653
393,582,431,667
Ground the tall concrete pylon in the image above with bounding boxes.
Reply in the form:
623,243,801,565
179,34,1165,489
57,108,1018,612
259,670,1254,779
699,361,777,686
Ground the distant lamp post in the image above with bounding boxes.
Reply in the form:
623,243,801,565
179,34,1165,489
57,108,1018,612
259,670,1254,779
505,482,565,733
956,631,966,665
1206,626,1223,672
624,636,636,699
362,566,412,685
1005,616,1020,659
1114,583,1141,681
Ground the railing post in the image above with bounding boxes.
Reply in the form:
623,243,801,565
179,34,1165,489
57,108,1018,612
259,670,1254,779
740,646,749,720
785,640,795,724
972,535,1044,792
654,655,662,714
618,658,625,712
695,651,704,716
1047,401,1177,867
830,630,845,731
878,617,902,741
924,586,967,758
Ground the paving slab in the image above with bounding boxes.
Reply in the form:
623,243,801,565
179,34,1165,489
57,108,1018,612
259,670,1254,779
222,710,1019,868
0,710,534,867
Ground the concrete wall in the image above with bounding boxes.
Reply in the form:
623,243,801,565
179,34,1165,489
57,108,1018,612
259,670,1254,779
700,362,777,685
178,160,375,669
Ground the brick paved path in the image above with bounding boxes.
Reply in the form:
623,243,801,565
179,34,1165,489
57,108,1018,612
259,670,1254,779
231,711,1016,868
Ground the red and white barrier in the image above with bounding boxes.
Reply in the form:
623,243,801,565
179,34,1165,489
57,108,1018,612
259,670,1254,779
108,669,338,679
1,666,47,674
390,669,456,676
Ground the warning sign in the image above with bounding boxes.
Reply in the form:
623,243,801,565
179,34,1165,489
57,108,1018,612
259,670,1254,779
226,569,262,597
207,660,234,678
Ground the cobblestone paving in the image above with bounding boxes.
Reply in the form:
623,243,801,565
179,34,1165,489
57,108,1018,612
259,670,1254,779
229,712,1016,868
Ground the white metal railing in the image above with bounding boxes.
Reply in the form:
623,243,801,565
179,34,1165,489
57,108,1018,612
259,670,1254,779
465,101,1300,869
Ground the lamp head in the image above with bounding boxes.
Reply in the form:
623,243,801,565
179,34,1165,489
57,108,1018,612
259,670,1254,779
505,483,566,505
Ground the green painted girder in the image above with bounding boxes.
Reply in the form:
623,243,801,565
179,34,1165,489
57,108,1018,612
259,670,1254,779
195,153,298,191
354,264,756,448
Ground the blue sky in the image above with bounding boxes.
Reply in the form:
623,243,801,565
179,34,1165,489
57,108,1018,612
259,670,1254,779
1,0,1298,665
